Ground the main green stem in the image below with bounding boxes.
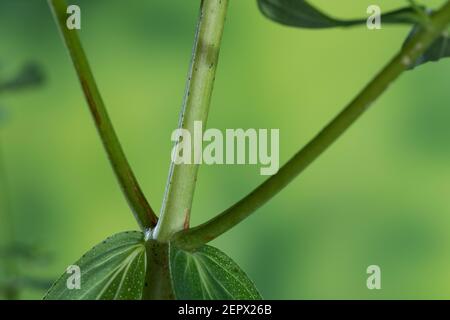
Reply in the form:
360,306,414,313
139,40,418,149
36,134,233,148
48,0,157,230
173,1,450,250
153,0,229,242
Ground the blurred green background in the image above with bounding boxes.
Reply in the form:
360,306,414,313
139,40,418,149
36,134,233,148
1,0,450,299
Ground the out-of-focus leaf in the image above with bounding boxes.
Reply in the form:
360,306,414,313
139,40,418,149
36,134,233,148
0,243,51,264
0,63,44,92
0,276,53,292
404,25,450,69
44,231,146,300
19,276,54,291
169,244,262,300
257,0,420,29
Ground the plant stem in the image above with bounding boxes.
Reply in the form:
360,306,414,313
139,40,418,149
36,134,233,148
142,241,174,300
153,0,229,242
173,0,450,250
48,0,157,230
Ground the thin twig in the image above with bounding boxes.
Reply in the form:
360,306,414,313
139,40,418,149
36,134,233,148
48,0,157,230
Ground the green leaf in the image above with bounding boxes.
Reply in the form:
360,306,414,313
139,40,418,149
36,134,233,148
0,63,44,92
169,244,261,300
44,231,146,300
0,243,51,264
405,25,450,69
257,0,420,29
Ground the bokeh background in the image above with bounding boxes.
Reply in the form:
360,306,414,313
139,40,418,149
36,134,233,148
1,0,450,299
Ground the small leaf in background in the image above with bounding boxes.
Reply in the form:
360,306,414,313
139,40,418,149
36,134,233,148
0,243,51,265
0,63,45,92
44,231,146,300
169,244,262,300
0,276,54,293
404,25,450,69
257,0,420,29
0,243,53,299
18,276,54,291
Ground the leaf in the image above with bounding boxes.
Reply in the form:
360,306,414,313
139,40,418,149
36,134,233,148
0,276,54,292
0,243,51,264
169,244,261,300
19,276,54,291
0,63,44,93
44,231,146,300
257,0,420,29
404,25,450,69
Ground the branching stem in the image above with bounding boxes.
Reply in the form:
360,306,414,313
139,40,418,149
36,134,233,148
173,0,450,250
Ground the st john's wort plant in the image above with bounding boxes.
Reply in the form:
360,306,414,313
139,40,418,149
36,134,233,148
43,0,450,300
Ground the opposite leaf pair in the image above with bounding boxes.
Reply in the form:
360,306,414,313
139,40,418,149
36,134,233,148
43,231,261,300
